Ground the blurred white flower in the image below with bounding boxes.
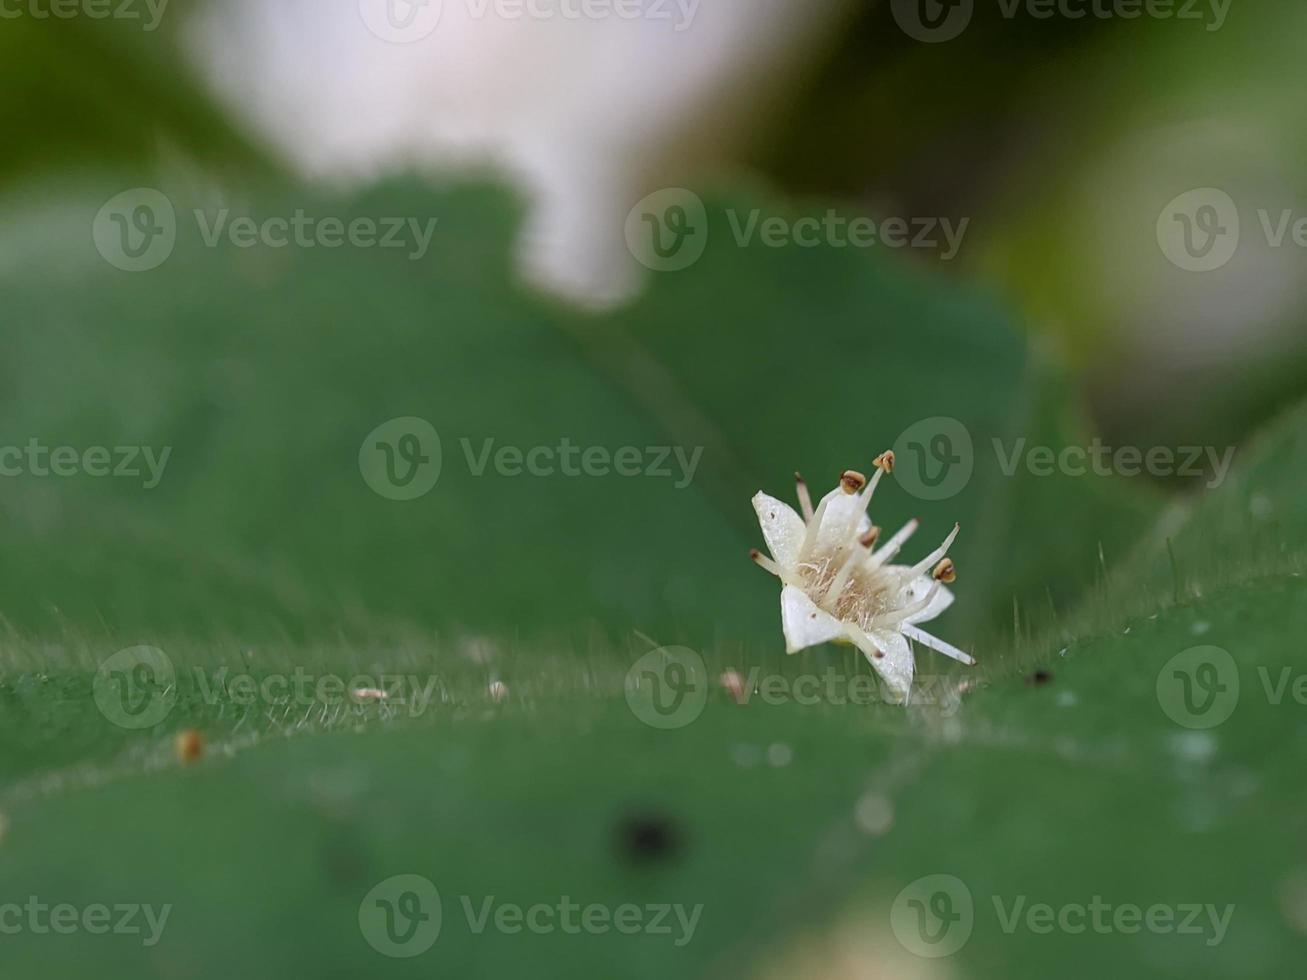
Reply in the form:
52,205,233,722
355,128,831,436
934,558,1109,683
184,0,854,306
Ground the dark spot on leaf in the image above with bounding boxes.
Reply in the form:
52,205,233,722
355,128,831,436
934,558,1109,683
1027,670,1053,686
616,811,682,865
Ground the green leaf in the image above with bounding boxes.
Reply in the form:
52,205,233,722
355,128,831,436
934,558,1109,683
0,177,1159,653
1,184,1302,976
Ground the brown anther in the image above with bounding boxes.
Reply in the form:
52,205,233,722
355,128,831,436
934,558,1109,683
840,470,867,494
933,558,957,584
859,526,882,549
874,450,895,473
749,548,763,561
175,729,204,764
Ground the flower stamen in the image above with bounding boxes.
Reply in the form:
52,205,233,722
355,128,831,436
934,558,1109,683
868,518,919,569
908,523,960,579
794,472,814,522
750,549,781,577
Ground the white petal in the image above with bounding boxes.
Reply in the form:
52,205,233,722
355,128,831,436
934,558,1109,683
780,584,845,654
895,572,954,625
752,492,806,570
847,626,915,704
812,487,866,554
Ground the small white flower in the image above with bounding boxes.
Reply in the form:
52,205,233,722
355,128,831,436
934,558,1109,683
750,453,975,704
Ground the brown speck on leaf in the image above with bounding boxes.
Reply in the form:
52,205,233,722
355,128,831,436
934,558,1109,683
1027,670,1053,687
175,729,204,764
